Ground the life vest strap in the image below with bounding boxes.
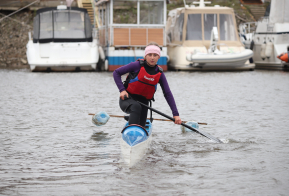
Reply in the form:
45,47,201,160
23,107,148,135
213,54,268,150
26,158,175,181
137,79,155,87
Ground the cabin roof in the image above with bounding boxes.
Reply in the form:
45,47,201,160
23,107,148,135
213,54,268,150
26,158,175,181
36,7,88,15
169,6,234,15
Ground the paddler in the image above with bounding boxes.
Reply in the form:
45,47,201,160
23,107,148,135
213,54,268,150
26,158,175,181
113,42,182,127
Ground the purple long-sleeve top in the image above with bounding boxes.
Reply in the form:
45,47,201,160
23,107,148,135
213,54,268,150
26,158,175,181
113,61,179,116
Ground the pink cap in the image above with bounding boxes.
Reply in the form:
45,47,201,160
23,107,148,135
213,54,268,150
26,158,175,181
144,45,161,57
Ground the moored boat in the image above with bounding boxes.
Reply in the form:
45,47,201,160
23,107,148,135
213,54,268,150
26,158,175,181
166,0,254,71
26,5,100,72
120,120,152,167
239,0,289,70
186,47,253,70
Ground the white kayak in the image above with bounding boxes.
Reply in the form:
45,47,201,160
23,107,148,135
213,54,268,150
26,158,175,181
120,120,152,167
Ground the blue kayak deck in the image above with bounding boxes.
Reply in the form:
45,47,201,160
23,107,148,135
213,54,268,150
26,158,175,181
122,120,152,147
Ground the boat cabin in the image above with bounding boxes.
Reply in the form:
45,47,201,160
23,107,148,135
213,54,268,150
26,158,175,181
27,5,99,71
96,0,168,71
167,5,242,50
32,6,93,43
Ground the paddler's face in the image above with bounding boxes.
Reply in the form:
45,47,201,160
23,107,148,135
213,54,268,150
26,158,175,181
145,53,160,67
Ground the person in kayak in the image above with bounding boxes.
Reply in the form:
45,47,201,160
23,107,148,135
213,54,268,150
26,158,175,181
113,42,182,127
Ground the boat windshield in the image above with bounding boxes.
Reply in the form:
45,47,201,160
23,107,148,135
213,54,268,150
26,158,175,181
113,0,164,24
113,1,137,24
186,13,237,41
55,11,86,38
167,10,239,43
186,14,202,40
140,1,164,24
170,13,184,42
204,14,217,40
33,9,92,43
219,14,237,41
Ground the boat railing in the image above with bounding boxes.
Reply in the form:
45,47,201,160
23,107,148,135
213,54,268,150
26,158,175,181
239,22,257,35
97,26,165,48
112,27,164,47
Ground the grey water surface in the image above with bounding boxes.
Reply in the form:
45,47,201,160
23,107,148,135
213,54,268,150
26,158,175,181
0,69,288,195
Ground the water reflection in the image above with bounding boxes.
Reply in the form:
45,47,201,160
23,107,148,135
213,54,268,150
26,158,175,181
91,131,110,142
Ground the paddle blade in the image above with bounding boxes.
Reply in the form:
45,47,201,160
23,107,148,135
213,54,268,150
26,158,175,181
181,121,199,132
92,111,110,126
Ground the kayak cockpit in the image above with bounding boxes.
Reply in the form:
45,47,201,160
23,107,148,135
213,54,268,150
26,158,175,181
121,120,152,147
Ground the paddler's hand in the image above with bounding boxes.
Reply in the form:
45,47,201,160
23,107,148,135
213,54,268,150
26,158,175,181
120,90,129,100
174,116,182,124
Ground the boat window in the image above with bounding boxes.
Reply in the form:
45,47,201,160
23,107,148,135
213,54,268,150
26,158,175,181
33,15,40,40
53,11,86,39
172,13,184,42
113,1,137,24
140,1,164,24
85,13,92,38
39,12,53,39
204,14,217,40
186,14,202,40
219,14,237,41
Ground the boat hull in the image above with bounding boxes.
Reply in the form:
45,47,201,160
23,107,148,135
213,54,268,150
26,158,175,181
120,121,152,167
26,40,99,72
168,46,255,71
120,134,152,167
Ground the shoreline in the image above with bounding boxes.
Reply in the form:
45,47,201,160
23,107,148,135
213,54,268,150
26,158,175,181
0,10,34,69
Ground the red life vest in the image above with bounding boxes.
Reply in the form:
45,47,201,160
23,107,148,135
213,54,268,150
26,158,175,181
126,61,162,100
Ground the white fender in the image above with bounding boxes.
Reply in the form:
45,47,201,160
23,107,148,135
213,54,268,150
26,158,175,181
98,46,105,61
265,42,273,59
104,59,108,71
260,43,266,60
186,53,192,61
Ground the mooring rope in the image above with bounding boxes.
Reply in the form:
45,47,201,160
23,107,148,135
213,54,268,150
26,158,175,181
0,0,40,23
0,12,32,28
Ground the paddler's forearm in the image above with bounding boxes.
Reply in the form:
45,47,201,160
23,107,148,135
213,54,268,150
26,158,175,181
164,92,179,116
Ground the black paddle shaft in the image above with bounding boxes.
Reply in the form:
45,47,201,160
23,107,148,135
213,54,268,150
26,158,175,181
136,101,223,143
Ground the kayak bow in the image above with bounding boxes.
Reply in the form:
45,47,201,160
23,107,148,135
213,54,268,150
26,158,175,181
120,120,152,167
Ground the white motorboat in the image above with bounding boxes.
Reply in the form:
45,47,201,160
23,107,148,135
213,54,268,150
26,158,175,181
239,0,289,70
26,5,100,71
166,0,254,71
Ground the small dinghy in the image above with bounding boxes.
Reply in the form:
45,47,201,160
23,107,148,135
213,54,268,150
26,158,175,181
186,49,253,68
185,27,253,70
120,120,152,167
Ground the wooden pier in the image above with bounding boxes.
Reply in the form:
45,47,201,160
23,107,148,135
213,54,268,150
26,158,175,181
0,0,79,11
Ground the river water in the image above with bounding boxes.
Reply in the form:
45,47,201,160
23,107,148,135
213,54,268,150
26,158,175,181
0,69,288,195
